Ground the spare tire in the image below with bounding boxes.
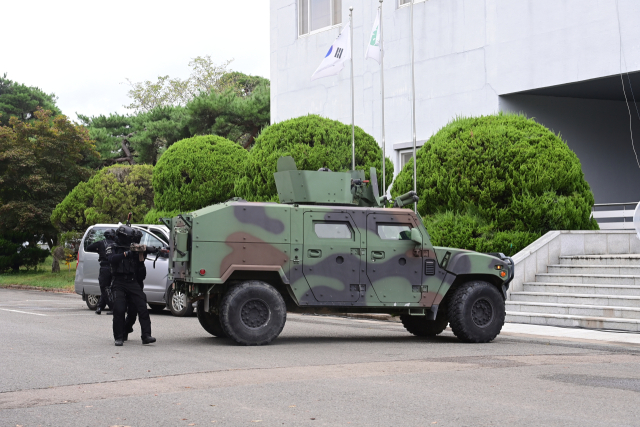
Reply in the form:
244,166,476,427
197,299,226,338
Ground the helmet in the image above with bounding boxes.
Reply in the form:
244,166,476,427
132,229,143,244
115,225,136,245
104,229,116,241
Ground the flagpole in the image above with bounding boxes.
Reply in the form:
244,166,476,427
410,0,417,212
350,6,355,171
379,0,386,195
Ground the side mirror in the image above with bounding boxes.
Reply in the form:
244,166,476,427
411,228,422,245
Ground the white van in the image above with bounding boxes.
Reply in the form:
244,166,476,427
74,224,193,317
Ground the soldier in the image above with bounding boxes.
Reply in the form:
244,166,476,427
106,225,157,346
86,229,115,315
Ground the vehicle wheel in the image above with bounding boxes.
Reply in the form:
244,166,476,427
220,281,286,346
400,315,448,337
86,294,100,310
168,286,194,317
448,281,505,343
148,304,165,313
197,299,227,337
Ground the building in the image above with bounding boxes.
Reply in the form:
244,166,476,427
270,0,640,204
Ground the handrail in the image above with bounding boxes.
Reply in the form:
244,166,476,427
592,202,638,207
590,202,638,230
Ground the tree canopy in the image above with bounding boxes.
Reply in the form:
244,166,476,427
235,115,393,202
0,74,61,126
392,113,598,255
51,164,154,231
0,109,98,249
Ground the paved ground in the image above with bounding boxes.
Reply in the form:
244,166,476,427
1,289,639,427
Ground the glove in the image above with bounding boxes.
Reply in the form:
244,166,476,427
123,251,131,258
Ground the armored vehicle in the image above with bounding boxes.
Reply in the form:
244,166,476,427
163,157,514,345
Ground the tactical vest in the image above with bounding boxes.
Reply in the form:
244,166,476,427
110,245,138,277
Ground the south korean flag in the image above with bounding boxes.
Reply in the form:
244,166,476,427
311,22,352,81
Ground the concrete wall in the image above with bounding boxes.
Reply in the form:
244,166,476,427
500,94,640,204
271,0,640,174
509,230,640,297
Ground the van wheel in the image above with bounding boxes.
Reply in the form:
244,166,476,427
400,315,448,337
196,299,226,338
86,294,99,310
448,281,505,343
168,286,194,317
220,281,286,346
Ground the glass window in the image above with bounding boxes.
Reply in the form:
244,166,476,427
142,230,165,248
377,224,412,240
84,227,109,251
314,222,353,239
148,228,169,244
299,0,342,36
400,151,413,169
399,0,426,6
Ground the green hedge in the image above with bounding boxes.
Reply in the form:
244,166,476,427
393,113,598,254
235,115,393,202
51,165,154,231
152,135,248,212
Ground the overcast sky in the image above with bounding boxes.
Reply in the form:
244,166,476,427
1,0,270,120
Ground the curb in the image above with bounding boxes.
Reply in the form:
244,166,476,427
0,284,75,294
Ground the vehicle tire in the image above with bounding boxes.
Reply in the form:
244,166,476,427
219,281,286,346
86,294,100,310
148,304,165,313
447,280,505,343
168,286,194,317
400,315,448,337
196,299,226,338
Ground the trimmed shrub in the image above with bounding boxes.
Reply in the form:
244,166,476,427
51,165,154,231
0,232,49,272
393,113,598,253
235,115,393,202
152,135,248,212
142,208,181,225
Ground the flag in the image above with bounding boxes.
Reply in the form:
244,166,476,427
311,22,351,80
365,9,381,63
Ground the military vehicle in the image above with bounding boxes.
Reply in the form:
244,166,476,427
163,156,514,346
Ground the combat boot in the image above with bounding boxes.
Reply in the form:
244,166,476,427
114,339,123,346
123,333,128,342
95,307,101,315
141,335,156,345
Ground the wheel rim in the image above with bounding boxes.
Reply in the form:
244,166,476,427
172,290,186,311
87,295,99,306
471,298,494,327
240,299,270,329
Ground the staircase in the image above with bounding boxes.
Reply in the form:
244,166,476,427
505,231,640,332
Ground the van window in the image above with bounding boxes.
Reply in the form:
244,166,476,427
142,230,165,248
148,228,169,244
84,227,109,251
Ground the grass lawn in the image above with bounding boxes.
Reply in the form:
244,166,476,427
0,256,77,291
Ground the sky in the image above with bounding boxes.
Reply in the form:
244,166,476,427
1,0,270,120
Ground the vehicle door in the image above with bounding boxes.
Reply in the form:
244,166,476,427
302,212,361,302
366,214,422,303
140,229,169,303
78,226,109,296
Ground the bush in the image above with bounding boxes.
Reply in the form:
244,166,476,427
0,233,49,272
235,115,394,202
142,208,181,225
152,135,248,212
393,113,598,253
51,165,154,231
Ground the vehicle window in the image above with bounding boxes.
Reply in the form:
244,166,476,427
149,228,169,244
84,227,109,251
314,222,353,239
377,224,412,240
142,230,165,248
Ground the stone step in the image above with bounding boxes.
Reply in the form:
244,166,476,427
535,273,640,286
524,282,640,296
547,264,640,275
559,255,640,266
505,311,640,332
506,301,640,319
509,291,640,308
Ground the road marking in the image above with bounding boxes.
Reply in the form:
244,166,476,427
0,308,47,316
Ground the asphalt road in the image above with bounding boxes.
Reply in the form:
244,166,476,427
1,289,639,427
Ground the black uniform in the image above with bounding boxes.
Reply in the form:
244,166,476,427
85,231,115,313
124,249,149,337
106,226,156,346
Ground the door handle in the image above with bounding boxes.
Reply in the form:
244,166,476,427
371,251,385,260
308,249,322,258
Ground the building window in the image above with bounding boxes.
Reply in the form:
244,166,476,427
299,0,342,36
398,0,426,6
399,150,414,169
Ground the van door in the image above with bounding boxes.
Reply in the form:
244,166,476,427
79,227,109,297
302,212,361,302
366,214,422,303
140,229,169,304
